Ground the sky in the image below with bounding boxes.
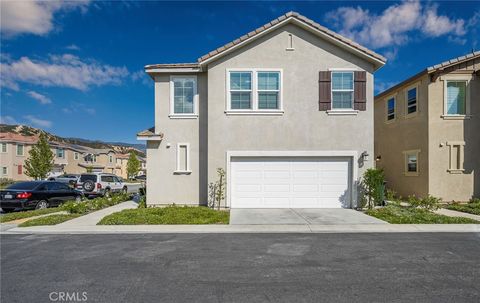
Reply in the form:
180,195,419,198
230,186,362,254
1,0,479,143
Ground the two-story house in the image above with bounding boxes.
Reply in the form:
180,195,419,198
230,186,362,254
0,133,37,181
138,12,386,208
375,52,479,201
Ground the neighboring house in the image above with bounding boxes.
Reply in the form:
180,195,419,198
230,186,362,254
374,52,479,201
0,134,129,179
115,153,129,179
138,12,386,208
0,133,37,181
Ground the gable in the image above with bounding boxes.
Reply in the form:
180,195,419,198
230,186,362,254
199,12,386,71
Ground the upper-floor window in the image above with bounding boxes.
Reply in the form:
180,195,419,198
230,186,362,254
74,152,79,160
406,87,417,115
386,97,395,121
170,76,197,118
445,81,466,115
257,72,280,109
16,144,24,156
109,155,113,163
229,72,252,109
227,69,282,113
56,148,64,158
331,72,354,109
0,143,6,153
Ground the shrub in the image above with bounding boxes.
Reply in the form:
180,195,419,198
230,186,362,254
385,188,397,201
0,178,15,189
138,196,146,208
408,195,441,211
61,193,130,214
361,168,385,209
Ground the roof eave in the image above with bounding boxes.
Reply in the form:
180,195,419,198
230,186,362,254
197,16,386,70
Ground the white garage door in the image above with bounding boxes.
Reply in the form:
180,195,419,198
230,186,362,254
231,157,351,208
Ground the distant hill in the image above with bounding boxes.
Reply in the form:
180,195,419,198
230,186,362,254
0,124,146,155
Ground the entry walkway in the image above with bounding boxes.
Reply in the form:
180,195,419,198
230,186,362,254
58,201,137,227
229,208,386,225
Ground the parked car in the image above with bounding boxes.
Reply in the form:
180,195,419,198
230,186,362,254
0,181,83,212
135,175,146,181
75,173,128,198
48,174,80,186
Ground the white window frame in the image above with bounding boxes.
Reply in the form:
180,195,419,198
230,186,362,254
385,95,396,123
74,152,79,160
1,166,7,176
403,149,420,176
330,70,355,111
174,143,191,174
109,155,113,163
169,75,198,119
225,68,283,115
56,148,64,159
405,84,418,118
0,143,6,153
446,141,465,173
16,144,24,156
442,76,471,119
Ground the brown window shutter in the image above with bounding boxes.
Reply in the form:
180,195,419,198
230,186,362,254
319,71,331,111
354,71,367,111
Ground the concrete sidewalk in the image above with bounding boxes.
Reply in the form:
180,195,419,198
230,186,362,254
4,223,479,234
57,201,138,227
435,208,480,221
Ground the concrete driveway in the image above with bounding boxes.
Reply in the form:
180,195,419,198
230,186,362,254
230,208,386,225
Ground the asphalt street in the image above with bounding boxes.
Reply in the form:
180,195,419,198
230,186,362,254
1,233,479,303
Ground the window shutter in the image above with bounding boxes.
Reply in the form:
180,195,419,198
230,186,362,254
18,165,22,175
319,71,331,111
354,71,367,111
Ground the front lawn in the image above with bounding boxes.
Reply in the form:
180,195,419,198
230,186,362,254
366,205,479,224
18,214,81,227
0,208,61,223
445,199,480,216
98,205,230,225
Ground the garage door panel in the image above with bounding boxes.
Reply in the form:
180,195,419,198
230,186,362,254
231,156,351,208
264,184,290,192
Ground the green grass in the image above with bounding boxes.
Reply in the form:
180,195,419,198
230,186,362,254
18,214,80,227
98,205,230,225
445,201,480,216
0,208,62,223
366,205,479,224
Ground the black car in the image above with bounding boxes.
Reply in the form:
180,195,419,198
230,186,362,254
0,181,83,213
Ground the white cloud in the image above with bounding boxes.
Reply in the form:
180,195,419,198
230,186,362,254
0,115,18,125
23,115,52,128
325,0,467,49
0,0,90,37
27,91,52,105
65,44,81,51
1,54,129,91
62,102,96,115
131,70,152,86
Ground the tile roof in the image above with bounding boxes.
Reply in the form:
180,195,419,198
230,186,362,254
376,51,480,99
0,132,38,144
137,126,163,138
145,11,386,71
427,51,480,72
197,11,386,64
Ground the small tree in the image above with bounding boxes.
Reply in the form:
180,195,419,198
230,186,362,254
24,133,54,180
126,152,140,179
208,168,226,210
361,168,385,209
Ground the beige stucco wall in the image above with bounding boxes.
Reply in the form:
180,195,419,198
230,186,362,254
374,75,430,198
0,142,32,181
145,23,380,207
427,64,480,201
146,73,207,205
